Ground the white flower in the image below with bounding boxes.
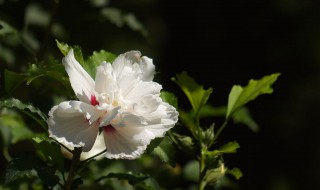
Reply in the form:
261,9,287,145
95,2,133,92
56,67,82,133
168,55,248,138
47,50,178,159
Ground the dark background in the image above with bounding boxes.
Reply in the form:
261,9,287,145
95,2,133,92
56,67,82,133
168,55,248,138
1,0,320,189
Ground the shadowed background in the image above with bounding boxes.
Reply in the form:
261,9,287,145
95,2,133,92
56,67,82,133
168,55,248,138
1,0,320,189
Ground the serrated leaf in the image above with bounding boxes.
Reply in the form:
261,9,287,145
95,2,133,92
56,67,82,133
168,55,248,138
85,50,117,77
160,91,178,109
227,168,243,180
173,72,213,115
97,172,148,185
226,73,280,118
32,137,64,172
0,98,47,130
147,136,175,167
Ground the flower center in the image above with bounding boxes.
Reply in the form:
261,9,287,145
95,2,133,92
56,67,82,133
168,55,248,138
104,124,115,133
90,95,99,106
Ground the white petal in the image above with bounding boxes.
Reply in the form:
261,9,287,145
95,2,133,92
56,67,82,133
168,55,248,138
124,81,162,102
63,50,95,104
132,94,161,114
47,101,100,152
143,102,179,137
95,62,115,95
103,125,155,159
79,133,106,160
139,56,155,81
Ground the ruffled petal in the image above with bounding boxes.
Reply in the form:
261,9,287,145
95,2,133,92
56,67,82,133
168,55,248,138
103,124,155,159
95,62,115,95
63,50,95,104
124,81,162,102
47,101,100,152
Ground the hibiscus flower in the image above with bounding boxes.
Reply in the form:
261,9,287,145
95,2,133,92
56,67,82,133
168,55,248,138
47,50,178,159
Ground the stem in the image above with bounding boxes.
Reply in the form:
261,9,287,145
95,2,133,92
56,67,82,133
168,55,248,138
65,147,82,190
211,120,228,145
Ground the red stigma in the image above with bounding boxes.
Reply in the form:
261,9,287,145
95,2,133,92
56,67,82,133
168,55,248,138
90,95,99,106
104,125,115,133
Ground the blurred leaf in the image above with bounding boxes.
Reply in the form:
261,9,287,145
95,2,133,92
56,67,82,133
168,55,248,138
97,172,148,185
179,109,197,137
5,154,59,188
0,98,47,130
0,114,33,144
25,3,50,27
85,50,117,77
72,177,83,190
101,8,148,37
183,160,199,182
198,105,226,118
226,73,280,118
136,177,161,190
227,168,243,180
170,132,196,155
0,45,15,65
173,72,213,115
232,107,259,132
147,136,175,167
4,70,26,95
0,20,17,36
203,162,226,186
33,137,64,172
160,91,178,108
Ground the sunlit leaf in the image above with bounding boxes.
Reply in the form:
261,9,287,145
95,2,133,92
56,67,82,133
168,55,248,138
146,136,175,167
85,50,117,77
160,91,178,109
226,73,280,118
56,40,84,65
173,72,213,115
205,141,240,158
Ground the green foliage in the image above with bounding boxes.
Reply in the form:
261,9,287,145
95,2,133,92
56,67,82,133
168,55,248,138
226,73,280,118
33,137,64,172
0,98,47,130
0,19,17,36
170,132,196,155
160,91,178,109
173,72,213,115
227,168,243,180
97,172,148,186
147,136,176,167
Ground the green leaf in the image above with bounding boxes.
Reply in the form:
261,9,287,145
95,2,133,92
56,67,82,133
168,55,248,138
173,72,213,115
226,73,280,118
56,40,84,65
97,172,148,186
227,168,243,180
204,141,240,158
218,141,240,154
232,107,259,132
203,123,215,147
160,91,178,108
85,50,117,77
0,98,47,130
0,114,34,144
146,136,176,167
32,137,64,172
5,157,36,184
203,162,226,186
179,109,197,137
4,70,26,95
135,177,161,190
